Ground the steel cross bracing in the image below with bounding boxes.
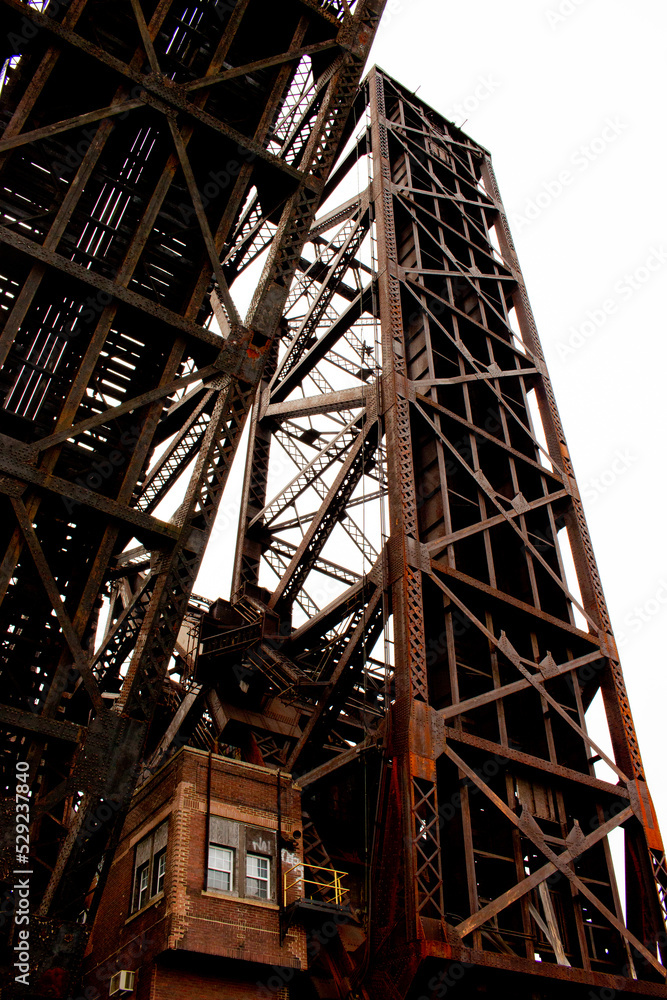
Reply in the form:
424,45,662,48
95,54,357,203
0,0,385,988
190,69,667,999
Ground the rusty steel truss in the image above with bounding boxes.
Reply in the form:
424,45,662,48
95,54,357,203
1,3,666,998
198,69,667,998
0,0,384,989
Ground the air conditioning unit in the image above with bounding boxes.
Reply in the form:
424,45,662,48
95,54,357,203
109,970,135,996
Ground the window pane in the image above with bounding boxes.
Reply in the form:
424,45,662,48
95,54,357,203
246,878,267,899
246,855,268,878
209,846,232,870
208,868,230,890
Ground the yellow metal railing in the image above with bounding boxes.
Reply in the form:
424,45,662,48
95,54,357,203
283,863,348,907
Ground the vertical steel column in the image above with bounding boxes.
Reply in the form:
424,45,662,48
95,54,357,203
369,67,445,942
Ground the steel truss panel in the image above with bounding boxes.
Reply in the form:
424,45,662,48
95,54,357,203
205,68,667,999
0,0,384,991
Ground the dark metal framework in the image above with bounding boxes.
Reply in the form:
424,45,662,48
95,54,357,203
0,0,384,987
1,2,666,996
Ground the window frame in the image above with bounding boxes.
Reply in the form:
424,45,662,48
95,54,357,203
152,846,166,896
207,844,234,892
245,852,270,900
131,820,168,914
133,861,149,912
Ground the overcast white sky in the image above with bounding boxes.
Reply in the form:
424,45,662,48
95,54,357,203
367,1,667,823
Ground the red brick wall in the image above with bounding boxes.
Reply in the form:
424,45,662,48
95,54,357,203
153,963,292,1000
84,749,306,999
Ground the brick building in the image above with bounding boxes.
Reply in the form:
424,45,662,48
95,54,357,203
83,748,320,1000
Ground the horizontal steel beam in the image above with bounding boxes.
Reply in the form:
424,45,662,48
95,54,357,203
0,449,178,544
0,704,83,744
443,726,629,800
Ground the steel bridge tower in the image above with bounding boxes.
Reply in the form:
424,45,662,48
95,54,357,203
0,3,666,998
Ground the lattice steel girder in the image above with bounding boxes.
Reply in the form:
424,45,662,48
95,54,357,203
0,0,385,987
218,67,667,999
365,68,667,995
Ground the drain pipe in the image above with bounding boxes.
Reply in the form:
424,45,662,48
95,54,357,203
277,768,285,943
204,747,212,890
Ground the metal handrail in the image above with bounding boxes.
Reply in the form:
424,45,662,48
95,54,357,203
283,862,348,906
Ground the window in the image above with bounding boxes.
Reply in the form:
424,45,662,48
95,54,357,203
206,818,276,901
208,845,233,891
132,820,167,913
134,863,149,911
152,848,166,896
246,854,270,899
